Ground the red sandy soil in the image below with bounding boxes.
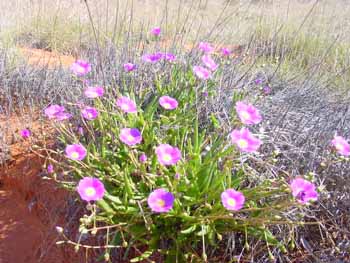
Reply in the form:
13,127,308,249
18,47,76,69
0,112,88,263
0,154,73,263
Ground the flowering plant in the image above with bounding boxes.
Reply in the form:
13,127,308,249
44,59,319,262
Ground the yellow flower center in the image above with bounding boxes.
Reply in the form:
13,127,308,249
227,198,236,207
240,111,250,120
157,199,165,207
163,103,171,109
85,187,96,197
163,154,172,162
335,142,344,152
121,104,129,110
71,152,79,159
237,139,248,149
127,135,135,142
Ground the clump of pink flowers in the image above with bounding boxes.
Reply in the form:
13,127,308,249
331,135,350,156
147,188,174,213
65,144,87,161
77,177,105,202
70,60,91,76
84,86,104,98
116,96,137,113
235,101,262,125
159,96,178,110
230,128,262,153
155,144,181,166
290,178,318,204
221,189,245,211
119,128,142,146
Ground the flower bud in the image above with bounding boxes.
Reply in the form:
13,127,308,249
55,226,64,234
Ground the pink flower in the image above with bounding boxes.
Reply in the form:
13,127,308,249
20,129,31,139
70,60,91,76
290,178,318,204
155,144,181,166
235,101,262,125
221,189,245,211
116,96,137,113
193,66,212,80
142,53,163,63
255,78,263,85
159,96,178,110
84,86,104,98
77,177,105,202
331,135,350,156
65,144,87,161
230,128,262,153
202,55,218,71
139,153,147,163
44,105,65,119
147,188,174,213
198,42,214,53
221,48,231,56
151,27,161,36
263,86,271,95
47,164,54,174
55,112,72,121
44,105,71,121
163,53,176,62
124,63,137,72
119,128,142,146
81,106,99,120
78,126,84,136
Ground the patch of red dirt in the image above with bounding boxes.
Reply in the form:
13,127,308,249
18,47,76,68
0,114,87,263
0,154,76,263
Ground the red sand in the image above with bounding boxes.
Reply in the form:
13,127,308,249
0,113,86,263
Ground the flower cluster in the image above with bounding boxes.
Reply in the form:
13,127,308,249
142,52,176,63
42,52,328,262
49,57,323,215
230,101,262,153
193,43,218,79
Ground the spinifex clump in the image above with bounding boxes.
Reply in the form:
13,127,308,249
43,52,320,262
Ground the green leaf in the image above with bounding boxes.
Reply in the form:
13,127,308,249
104,193,122,204
196,225,210,236
130,250,153,262
181,225,197,234
97,199,114,215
